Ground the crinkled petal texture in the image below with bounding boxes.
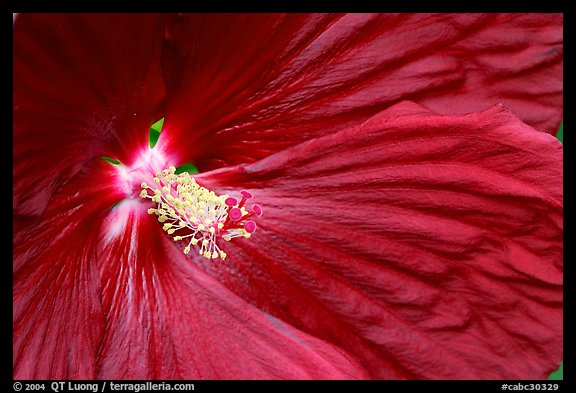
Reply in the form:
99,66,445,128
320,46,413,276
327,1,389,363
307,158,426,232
13,13,166,216
13,160,121,379
161,13,563,170
13,165,366,380
194,102,563,379
96,202,367,379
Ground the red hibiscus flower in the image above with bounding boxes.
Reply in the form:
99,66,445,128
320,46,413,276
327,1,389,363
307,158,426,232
13,13,563,379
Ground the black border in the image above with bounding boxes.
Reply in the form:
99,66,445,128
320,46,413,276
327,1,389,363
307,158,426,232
7,3,573,391
9,1,568,13
5,5,15,389
561,5,573,387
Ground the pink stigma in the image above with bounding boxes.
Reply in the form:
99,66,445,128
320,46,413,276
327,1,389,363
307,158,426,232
225,197,238,206
252,204,263,216
238,190,253,208
244,221,257,233
229,208,243,221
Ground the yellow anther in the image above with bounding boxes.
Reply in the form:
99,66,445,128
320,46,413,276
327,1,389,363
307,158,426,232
169,165,176,173
162,186,170,194
212,251,218,259
202,239,209,246
154,177,160,184
140,182,147,188
191,238,199,245
183,246,190,254
197,224,205,231
167,229,176,235
147,208,156,215
219,251,227,260
179,220,186,227
163,223,172,230
139,190,148,198
218,223,224,229
203,251,212,259
209,227,216,234
174,236,182,241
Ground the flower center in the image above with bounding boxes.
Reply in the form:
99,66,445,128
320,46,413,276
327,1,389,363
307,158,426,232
139,166,262,260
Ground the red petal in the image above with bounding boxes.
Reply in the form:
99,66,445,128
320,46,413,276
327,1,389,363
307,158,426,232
161,13,562,170
95,202,367,379
13,14,166,215
195,102,562,379
13,160,122,379
15,159,364,379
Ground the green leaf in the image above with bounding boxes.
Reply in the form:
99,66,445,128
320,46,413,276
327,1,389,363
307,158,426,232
102,156,121,165
556,122,563,144
548,362,563,380
543,121,563,381
149,117,164,149
545,121,563,381
175,163,200,174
